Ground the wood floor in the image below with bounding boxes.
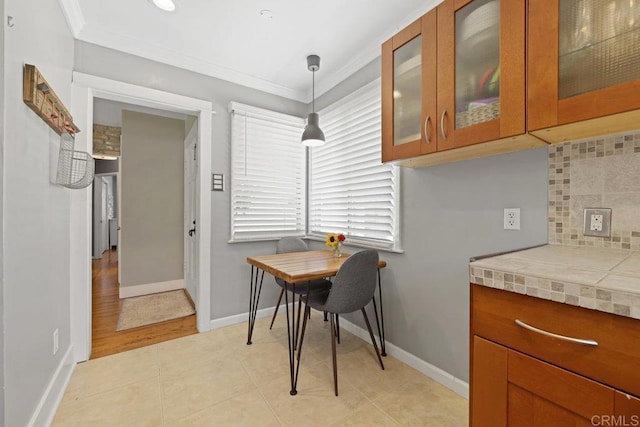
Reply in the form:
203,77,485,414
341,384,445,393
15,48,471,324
91,249,197,359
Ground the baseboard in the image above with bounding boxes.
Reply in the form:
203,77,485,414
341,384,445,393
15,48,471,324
27,345,76,427
184,288,196,310
209,305,469,399
210,304,290,330
119,279,185,299
338,318,469,399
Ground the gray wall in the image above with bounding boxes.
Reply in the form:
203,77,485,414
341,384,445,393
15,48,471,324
74,40,549,383
75,41,307,317
312,57,549,382
3,0,74,424
0,0,5,421
120,111,185,287
94,97,188,127
95,159,118,174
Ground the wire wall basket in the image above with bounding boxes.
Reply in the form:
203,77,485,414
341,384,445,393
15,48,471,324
56,131,95,189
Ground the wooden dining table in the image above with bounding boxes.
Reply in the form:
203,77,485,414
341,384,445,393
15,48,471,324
246,249,387,395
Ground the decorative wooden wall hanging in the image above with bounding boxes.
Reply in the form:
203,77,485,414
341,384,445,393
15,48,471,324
23,64,80,135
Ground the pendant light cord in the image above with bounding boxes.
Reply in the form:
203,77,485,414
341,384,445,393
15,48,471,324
312,70,315,113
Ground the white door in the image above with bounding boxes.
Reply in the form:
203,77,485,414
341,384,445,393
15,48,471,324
184,122,198,305
117,158,122,285
100,177,109,254
92,177,102,259
92,176,112,258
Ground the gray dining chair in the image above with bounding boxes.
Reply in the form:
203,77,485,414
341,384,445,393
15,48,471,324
269,237,332,331
298,249,385,396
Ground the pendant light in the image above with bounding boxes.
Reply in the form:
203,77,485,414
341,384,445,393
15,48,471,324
149,0,176,12
301,55,325,147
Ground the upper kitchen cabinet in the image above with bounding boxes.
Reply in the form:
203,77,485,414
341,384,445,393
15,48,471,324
382,11,437,162
529,0,640,143
382,0,546,167
437,0,526,151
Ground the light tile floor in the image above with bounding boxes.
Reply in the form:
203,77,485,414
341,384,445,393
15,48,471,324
54,314,469,426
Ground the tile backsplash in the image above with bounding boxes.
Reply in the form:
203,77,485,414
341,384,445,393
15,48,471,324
548,131,640,250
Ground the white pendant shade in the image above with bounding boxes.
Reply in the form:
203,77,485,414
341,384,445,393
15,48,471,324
150,0,176,12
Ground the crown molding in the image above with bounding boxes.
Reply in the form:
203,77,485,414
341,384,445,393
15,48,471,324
58,0,85,38
71,0,441,103
80,25,308,102
312,0,442,100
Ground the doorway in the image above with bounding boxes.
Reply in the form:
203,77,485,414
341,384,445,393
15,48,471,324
92,172,117,260
90,106,199,358
90,248,197,359
71,73,213,363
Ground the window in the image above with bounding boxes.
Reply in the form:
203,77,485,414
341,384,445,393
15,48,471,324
308,79,400,250
229,102,306,241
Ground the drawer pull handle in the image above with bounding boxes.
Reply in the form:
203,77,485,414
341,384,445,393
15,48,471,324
440,110,447,140
515,319,598,347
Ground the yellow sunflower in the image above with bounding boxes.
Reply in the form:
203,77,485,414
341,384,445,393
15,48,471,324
325,233,339,248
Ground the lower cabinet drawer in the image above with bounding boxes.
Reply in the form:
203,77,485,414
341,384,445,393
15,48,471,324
471,284,640,397
508,349,614,424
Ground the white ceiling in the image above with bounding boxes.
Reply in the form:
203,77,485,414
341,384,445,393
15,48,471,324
60,0,441,102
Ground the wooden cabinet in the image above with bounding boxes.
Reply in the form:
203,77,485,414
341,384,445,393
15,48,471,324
470,336,507,426
471,285,640,426
528,0,640,143
381,11,436,162
383,0,640,166
616,392,640,419
382,0,546,167
436,0,526,151
507,348,615,426
472,336,617,427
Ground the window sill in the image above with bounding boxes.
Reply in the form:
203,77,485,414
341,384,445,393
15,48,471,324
227,236,404,254
304,236,404,254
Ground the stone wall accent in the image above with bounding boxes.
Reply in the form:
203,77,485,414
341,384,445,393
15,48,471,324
93,124,121,157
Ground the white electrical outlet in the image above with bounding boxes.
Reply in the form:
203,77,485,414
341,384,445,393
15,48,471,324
53,329,59,355
504,208,521,230
590,214,603,231
583,208,612,237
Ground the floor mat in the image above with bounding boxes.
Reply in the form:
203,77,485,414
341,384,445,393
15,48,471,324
116,289,195,331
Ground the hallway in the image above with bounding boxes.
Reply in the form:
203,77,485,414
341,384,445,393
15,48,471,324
91,249,197,359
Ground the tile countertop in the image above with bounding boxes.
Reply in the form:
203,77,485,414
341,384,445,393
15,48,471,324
469,245,640,320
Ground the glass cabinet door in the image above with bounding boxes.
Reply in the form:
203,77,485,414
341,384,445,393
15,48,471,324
559,0,640,99
529,0,640,134
393,36,422,146
454,0,500,130
382,12,437,163
437,0,525,151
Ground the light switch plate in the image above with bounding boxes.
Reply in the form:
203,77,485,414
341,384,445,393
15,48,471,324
211,174,224,191
583,208,612,237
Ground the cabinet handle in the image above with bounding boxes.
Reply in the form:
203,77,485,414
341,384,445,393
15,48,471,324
440,110,447,140
424,115,431,144
515,319,598,346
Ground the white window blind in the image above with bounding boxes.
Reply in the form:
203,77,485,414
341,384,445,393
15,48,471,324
309,79,400,250
229,102,306,241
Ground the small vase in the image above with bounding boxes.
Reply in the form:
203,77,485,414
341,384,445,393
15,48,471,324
333,242,342,258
